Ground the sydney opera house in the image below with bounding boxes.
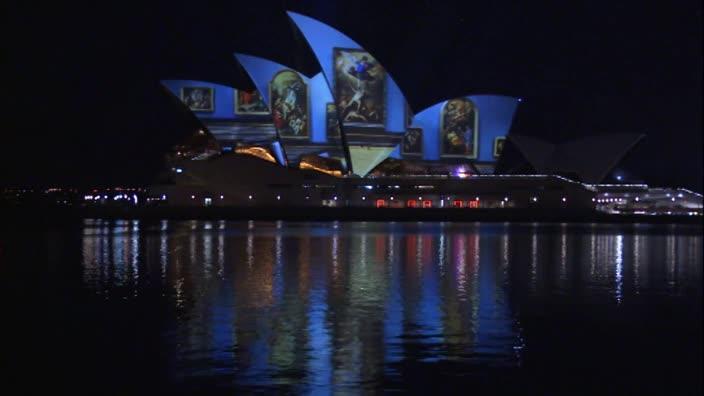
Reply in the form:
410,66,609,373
148,12,702,215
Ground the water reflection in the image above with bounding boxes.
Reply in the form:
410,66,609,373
77,220,702,392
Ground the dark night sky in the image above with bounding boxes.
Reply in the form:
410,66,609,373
3,0,702,191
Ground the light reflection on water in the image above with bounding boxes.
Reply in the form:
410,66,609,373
77,220,702,392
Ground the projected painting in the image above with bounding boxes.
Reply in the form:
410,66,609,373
493,136,506,158
440,98,478,158
235,89,269,115
333,48,385,126
326,102,341,139
270,70,308,138
402,127,423,157
181,87,214,112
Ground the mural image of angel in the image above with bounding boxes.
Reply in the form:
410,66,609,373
333,48,385,126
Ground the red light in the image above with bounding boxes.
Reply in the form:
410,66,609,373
422,200,432,208
376,199,386,208
468,200,479,208
453,200,464,208
407,200,417,208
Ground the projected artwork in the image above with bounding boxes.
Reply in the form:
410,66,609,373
402,127,423,157
326,102,341,139
494,136,506,158
333,48,385,126
270,70,308,138
440,98,478,158
181,87,214,112
235,89,269,115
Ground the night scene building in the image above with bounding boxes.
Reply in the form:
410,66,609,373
147,11,702,215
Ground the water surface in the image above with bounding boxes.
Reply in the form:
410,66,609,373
1,221,701,394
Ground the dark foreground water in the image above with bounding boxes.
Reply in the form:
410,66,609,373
1,220,701,395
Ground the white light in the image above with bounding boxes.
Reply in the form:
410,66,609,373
677,193,683,198
306,196,310,200
390,196,394,200
616,175,622,181
161,194,166,200
532,197,538,202
175,168,183,173
364,185,373,190
475,196,480,201
362,196,366,200
248,195,253,199
671,197,675,202
84,195,93,200
591,198,595,202
220,195,224,199
504,197,509,202
277,195,281,200
104,195,108,199
635,197,639,202
333,196,337,200
419,197,422,200
191,195,195,199
562,197,567,202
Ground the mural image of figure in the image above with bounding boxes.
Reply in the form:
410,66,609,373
181,87,214,112
235,89,269,115
270,70,308,138
333,48,385,126
402,128,423,156
440,98,478,158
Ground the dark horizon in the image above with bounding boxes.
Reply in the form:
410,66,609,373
3,0,702,191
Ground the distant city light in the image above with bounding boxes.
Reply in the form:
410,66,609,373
562,197,567,202
175,168,183,173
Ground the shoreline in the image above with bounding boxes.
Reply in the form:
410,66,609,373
1,206,702,226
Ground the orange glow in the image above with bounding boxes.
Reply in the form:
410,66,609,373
234,146,277,163
407,200,417,208
376,199,387,208
468,200,479,208
299,161,343,177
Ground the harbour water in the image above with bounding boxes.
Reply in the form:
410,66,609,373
1,220,701,394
